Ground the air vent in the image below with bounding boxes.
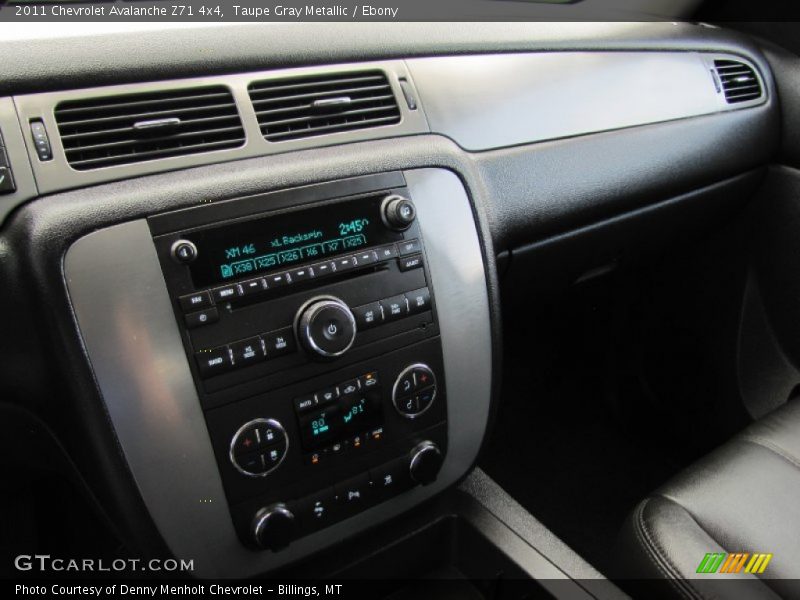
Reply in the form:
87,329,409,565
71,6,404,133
714,60,763,104
249,71,401,142
54,86,245,170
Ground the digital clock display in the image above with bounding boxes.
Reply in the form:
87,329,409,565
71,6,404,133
185,195,403,288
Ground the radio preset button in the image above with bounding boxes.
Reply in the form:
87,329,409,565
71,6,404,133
398,238,422,256
354,250,378,266
312,261,336,277
353,302,383,330
266,272,291,288
290,266,314,282
380,295,409,322
184,307,219,329
334,256,356,272
398,254,423,272
179,291,212,312
230,337,266,367
195,346,232,378
405,287,431,315
240,277,268,297
262,327,296,358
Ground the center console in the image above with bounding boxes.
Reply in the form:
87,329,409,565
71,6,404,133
149,172,448,550
64,168,493,577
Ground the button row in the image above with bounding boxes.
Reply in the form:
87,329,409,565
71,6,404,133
293,371,379,413
289,455,414,536
352,287,431,331
194,326,296,378
177,239,423,317
305,426,385,468
30,120,53,162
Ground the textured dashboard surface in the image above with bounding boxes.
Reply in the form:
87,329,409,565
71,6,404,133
0,22,777,95
409,52,763,151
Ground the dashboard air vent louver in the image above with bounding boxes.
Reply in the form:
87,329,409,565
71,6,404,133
714,60,763,104
249,71,401,142
54,86,245,170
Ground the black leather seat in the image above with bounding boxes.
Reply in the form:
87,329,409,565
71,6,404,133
617,399,800,599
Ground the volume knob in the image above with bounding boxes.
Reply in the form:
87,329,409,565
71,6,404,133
296,296,357,359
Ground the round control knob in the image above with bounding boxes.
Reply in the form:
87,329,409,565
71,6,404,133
252,504,295,551
409,441,443,486
170,239,198,264
381,194,416,231
297,296,357,359
392,363,437,419
229,418,289,478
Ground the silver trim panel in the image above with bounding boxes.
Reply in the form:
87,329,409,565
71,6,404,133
15,60,429,195
408,52,766,151
64,168,492,577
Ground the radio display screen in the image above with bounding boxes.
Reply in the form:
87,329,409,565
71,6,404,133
185,195,402,288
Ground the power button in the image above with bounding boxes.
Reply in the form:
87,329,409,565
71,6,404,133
170,239,198,264
297,297,357,359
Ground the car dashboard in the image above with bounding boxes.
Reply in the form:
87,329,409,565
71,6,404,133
0,20,790,593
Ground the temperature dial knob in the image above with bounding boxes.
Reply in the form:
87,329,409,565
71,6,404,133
297,296,357,359
252,504,295,551
409,440,443,486
381,194,416,231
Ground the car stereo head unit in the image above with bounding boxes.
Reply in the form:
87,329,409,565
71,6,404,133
148,172,448,551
